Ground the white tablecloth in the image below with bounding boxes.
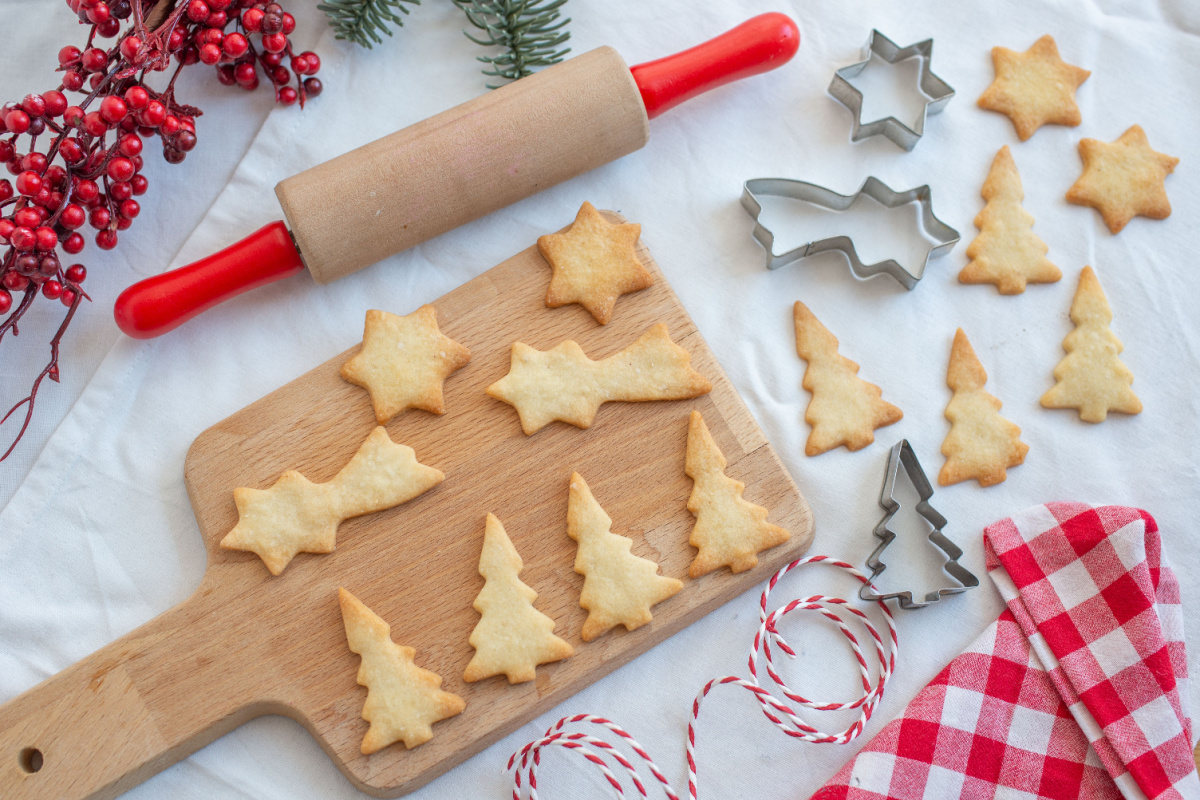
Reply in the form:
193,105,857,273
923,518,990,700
3,1,1198,798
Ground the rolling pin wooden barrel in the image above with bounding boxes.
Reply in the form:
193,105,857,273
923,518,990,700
113,13,801,338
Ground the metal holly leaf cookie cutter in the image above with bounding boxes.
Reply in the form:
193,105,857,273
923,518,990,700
740,177,960,289
829,29,955,151
859,440,979,609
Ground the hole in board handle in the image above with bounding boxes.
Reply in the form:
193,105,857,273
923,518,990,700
18,747,43,774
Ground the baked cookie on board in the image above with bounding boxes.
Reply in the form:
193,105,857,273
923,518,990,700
567,473,683,642
220,427,443,575
340,305,471,425
538,201,654,325
463,514,574,684
684,411,790,577
487,324,711,435
339,588,465,754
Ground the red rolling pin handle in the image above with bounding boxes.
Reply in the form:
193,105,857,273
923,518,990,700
113,13,800,339
113,221,304,339
630,12,800,119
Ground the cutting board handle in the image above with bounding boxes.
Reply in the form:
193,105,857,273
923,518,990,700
630,12,801,118
0,583,266,800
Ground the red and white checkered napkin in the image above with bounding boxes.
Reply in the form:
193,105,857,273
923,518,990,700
813,503,1197,800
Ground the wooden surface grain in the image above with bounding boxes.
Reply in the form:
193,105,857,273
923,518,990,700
0,213,813,800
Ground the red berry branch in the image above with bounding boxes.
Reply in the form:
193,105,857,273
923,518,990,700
0,0,321,461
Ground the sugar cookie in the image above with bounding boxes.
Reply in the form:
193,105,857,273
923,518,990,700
1041,267,1141,422
463,514,574,684
793,301,902,456
939,329,1028,487
567,473,682,642
220,427,443,575
685,410,790,577
538,201,654,324
487,323,711,435
959,146,1061,294
1065,125,1178,234
340,305,471,424
977,35,1089,141
339,588,465,754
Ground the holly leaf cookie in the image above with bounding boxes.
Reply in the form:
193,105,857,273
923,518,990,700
538,201,654,325
1066,125,1178,234
685,410,790,577
341,305,471,425
977,35,1090,141
220,427,443,575
339,588,465,754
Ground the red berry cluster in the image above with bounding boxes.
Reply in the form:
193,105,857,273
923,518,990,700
0,0,318,460
206,1,323,106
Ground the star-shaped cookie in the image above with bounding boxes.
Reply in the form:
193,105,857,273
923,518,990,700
222,471,340,575
538,201,654,325
1066,125,1179,234
977,35,1090,141
341,305,471,425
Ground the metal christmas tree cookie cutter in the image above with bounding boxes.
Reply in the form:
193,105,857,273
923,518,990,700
859,440,979,609
829,29,954,151
740,177,960,289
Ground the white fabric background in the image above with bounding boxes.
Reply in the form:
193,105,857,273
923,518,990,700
2,1,1199,798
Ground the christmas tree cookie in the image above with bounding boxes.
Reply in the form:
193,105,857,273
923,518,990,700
538,201,654,325
939,329,1028,487
793,301,902,455
959,146,1061,294
338,588,465,754
340,304,471,425
463,514,574,684
1041,266,1141,422
1066,125,1178,234
977,35,1090,141
220,427,443,575
685,411,790,577
567,473,683,641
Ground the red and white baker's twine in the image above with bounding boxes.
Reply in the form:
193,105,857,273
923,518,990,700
507,555,898,799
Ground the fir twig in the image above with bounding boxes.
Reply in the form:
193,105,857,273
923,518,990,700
318,0,419,49
453,0,570,88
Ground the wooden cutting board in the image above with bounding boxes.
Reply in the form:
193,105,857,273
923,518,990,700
0,213,813,800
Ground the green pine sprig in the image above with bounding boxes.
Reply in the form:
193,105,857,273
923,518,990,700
318,0,420,49
452,0,571,89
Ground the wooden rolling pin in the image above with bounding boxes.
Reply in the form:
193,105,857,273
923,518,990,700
113,13,800,338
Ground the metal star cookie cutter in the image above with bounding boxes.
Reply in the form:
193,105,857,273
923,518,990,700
829,30,954,151
859,440,979,609
740,177,960,290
